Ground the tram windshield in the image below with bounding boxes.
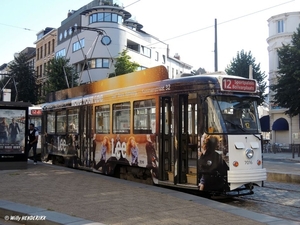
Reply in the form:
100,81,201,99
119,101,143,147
206,96,260,134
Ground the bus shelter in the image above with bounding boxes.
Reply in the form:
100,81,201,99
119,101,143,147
0,102,31,170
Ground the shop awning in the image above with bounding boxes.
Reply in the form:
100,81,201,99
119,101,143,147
272,118,289,131
260,115,270,132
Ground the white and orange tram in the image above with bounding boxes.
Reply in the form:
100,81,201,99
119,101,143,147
28,106,42,158
41,66,266,196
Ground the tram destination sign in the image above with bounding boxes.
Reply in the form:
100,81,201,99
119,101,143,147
222,78,256,92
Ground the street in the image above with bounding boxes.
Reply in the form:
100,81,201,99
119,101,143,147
220,158,300,223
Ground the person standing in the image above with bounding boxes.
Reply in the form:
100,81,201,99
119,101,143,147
0,118,9,143
27,123,39,164
9,118,21,143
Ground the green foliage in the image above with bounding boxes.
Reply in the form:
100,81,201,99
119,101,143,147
225,50,267,105
8,53,38,104
44,57,78,93
109,49,140,78
271,25,300,117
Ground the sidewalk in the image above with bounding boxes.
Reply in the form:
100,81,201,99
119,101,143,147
263,152,300,183
0,157,299,225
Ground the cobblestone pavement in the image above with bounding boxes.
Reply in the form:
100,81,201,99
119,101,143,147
222,180,300,223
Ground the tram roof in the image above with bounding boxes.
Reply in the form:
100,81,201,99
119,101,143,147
44,66,258,108
46,66,169,102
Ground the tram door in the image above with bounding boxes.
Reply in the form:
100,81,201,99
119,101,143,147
177,94,189,184
79,105,93,167
160,97,172,181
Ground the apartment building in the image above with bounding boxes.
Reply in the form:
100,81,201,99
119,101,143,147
267,11,300,145
34,27,57,101
55,0,192,84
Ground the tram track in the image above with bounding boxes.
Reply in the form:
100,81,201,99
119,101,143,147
217,182,300,223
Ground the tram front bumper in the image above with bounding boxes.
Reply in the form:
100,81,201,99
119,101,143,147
228,168,267,190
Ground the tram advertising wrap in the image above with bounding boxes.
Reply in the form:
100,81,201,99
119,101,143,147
41,66,266,197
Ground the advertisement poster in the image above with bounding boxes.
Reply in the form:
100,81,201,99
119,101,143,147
0,109,26,154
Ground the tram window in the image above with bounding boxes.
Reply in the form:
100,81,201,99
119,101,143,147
47,112,55,133
68,109,79,133
113,102,130,134
95,105,110,134
57,111,67,133
206,98,222,133
133,99,156,134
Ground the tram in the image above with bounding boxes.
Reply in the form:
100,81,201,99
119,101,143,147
41,66,266,196
28,106,42,158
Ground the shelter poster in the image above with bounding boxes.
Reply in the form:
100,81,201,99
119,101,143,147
0,109,26,154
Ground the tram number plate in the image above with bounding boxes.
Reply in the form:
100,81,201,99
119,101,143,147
245,160,253,165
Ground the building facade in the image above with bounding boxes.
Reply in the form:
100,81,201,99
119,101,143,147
34,27,57,102
267,11,300,145
55,0,192,84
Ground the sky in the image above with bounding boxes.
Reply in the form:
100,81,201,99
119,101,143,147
1,0,299,78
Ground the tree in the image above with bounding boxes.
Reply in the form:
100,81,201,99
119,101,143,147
8,53,38,104
270,25,300,117
108,49,140,78
44,57,78,93
225,50,267,105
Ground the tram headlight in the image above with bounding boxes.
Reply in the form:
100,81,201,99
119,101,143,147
245,148,254,159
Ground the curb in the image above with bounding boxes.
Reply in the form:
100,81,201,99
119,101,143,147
0,200,104,225
267,172,300,184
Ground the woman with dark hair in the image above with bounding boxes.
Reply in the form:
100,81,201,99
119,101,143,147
145,134,158,178
198,134,224,191
0,118,9,143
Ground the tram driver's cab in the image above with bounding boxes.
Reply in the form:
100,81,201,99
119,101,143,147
204,96,260,134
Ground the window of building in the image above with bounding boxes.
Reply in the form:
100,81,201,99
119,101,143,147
162,55,166,64
155,51,159,61
95,105,110,133
88,58,110,68
113,102,130,133
73,39,85,52
277,20,284,33
89,12,123,24
98,13,104,21
104,12,111,21
141,46,151,57
40,46,43,59
39,65,42,78
48,41,51,55
43,63,46,75
112,13,118,22
37,49,39,60
133,99,156,134
137,66,147,71
127,39,139,52
56,49,66,58
52,39,55,53
44,44,47,57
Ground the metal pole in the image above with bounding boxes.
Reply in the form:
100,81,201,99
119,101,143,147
214,19,218,72
249,65,253,79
